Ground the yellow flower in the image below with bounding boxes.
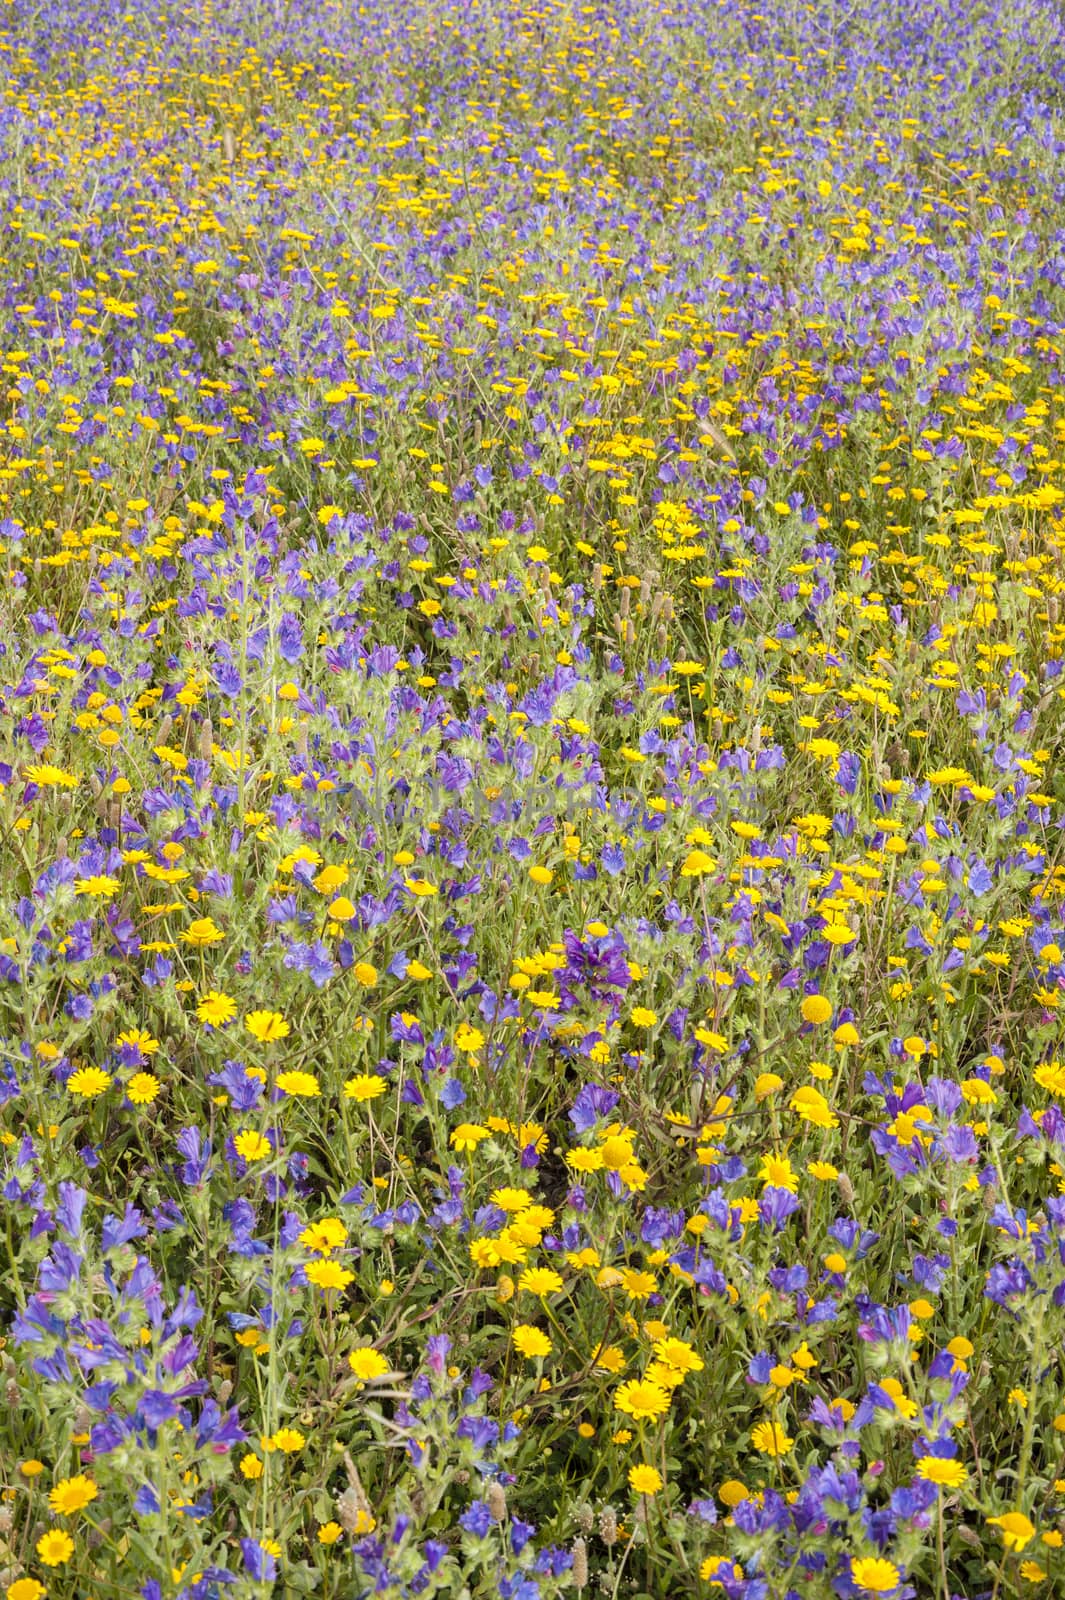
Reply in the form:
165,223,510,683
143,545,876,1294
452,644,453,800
329,896,357,921
1035,1062,1065,1097
527,987,559,1011
850,1556,901,1594
344,1073,387,1102
988,1512,1036,1551
313,864,349,895
353,962,378,986
7,1581,47,1600
455,1022,485,1053
600,1134,635,1171
36,1530,74,1566
629,1007,657,1027
871,1376,915,1418
528,864,554,885
197,990,237,1026
116,1029,159,1056
276,1070,320,1097
567,1147,605,1173
181,917,224,946
75,875,122,898
718,1480,748,1507
680,848,715,877
790,1085,838,1129
299,1218,348,1254
592,1343,626,1374
19,1460,45,1477
450,1122,490,1152
234,1130,272,1162
126,1072,161,1105
628,1464,662,1496
240,1454,263,1479
652,1336,704,1376
67,1068,112,1098
701,1557,742,1585
264,1427,305,1454
614,1379,670,1421
349,1348,390,1381
48,1474,98,1516
800,993,832,1025
750,1420,793,1457
512,1325,553,1359
757,1154,798,1191
916,1457,967,1489
305,1260,354,1291
245,1010,290,1043
754,1073,784,1099
518,1267,564,1297
24,763,78,787
318,1522,344,1545
404,877,437,897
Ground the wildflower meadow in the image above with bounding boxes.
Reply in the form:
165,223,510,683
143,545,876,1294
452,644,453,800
4,0,1065,1595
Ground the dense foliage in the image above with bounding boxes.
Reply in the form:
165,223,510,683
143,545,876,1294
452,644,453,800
3,0,1065,1595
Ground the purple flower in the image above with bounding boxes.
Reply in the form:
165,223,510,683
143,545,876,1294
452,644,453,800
759,1186,801,1231
277,612,303,663
459,1500,492,1538
241,1538,277,1581
569,1081,620,1132
426,1334,451,1375
936,1124,979,1163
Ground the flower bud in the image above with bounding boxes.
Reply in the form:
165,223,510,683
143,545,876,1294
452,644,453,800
335,1488,364,1535
487,1481,508,1522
